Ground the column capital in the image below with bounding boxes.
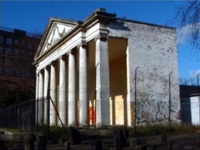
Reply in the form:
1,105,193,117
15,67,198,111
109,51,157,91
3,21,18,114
77,40,87,49
36,70,40,74
39,69,44,74
68,49,76,55
95,30,109,42
36,72,39,77
51,60,57,66
60,55,67,60
44,65,51,70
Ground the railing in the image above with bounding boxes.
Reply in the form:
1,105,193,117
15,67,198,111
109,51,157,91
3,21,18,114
0,99,35,131
0,96,200,131
0,97,67,137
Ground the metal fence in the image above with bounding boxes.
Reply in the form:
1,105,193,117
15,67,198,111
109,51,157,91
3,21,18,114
0,98,199,130
0,99,35,131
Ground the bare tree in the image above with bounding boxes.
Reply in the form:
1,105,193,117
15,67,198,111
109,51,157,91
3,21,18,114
179,77,197,85
11,57,35,99
176,0,200,49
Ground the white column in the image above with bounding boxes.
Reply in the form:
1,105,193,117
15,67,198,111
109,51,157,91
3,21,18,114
38,70,44,125
43,67,49,124
58,56,67,126
35,72,39,124
50,62,57,125
95,32,110,126
68,51,76,126
78,42,89,126
126,45,132,126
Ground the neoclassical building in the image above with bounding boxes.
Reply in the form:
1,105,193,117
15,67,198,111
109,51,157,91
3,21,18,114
34,8,180,127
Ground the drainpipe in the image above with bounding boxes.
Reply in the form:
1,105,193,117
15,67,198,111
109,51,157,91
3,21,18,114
169,71,173,129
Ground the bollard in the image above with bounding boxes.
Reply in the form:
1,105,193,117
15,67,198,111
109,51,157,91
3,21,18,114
122,128,129,146
161,133,167,143
69,127,81,145
34,141,38,150
147,145,155,150
135,145,147,150
64,141,70,150
0,131,5,135
69,127,75,145
129,138,139,147
123,128,129,140
196,139,200,145
168,142,172,150
110,148,117,150
114,128,125,149
0,147,6,150
36,134,47,150
135,145,140,150
24,133,35,150
115,137,122,150
0,131,4,147
91,139,102,150
0,142,4,147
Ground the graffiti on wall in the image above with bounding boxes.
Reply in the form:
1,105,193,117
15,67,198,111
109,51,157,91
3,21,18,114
136,92,177,124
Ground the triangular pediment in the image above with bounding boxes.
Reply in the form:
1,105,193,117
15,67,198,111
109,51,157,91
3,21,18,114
35,18,80,60
44,23,73,51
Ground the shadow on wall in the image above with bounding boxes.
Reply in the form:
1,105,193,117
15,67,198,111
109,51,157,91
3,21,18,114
108,20,131,31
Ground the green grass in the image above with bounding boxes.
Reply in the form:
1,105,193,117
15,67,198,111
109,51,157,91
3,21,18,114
0,127,21,133
1,123,199,140
128,123,198,137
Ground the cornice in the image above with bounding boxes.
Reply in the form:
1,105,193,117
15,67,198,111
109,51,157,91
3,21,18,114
34,8,116,67
82,8,116,29
34,24,82,65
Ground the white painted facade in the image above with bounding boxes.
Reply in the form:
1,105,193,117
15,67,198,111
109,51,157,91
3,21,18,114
34,8,180,127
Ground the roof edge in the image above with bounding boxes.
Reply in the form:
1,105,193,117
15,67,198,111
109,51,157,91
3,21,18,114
115,17,176,29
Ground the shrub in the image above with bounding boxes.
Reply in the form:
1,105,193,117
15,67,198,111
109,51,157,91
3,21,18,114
169,123,197,134
48,126,68,140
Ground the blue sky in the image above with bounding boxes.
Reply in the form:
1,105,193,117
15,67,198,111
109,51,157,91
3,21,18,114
1,1,200,82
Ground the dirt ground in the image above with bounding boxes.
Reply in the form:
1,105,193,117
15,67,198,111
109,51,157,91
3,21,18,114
1,133,200,150
46,133,200,150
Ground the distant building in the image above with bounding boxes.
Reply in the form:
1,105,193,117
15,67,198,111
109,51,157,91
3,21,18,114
0,26,41,96
180,85,200,125
34,8,180,127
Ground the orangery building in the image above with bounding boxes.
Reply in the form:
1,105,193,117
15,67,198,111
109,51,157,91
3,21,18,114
34,8,180,127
